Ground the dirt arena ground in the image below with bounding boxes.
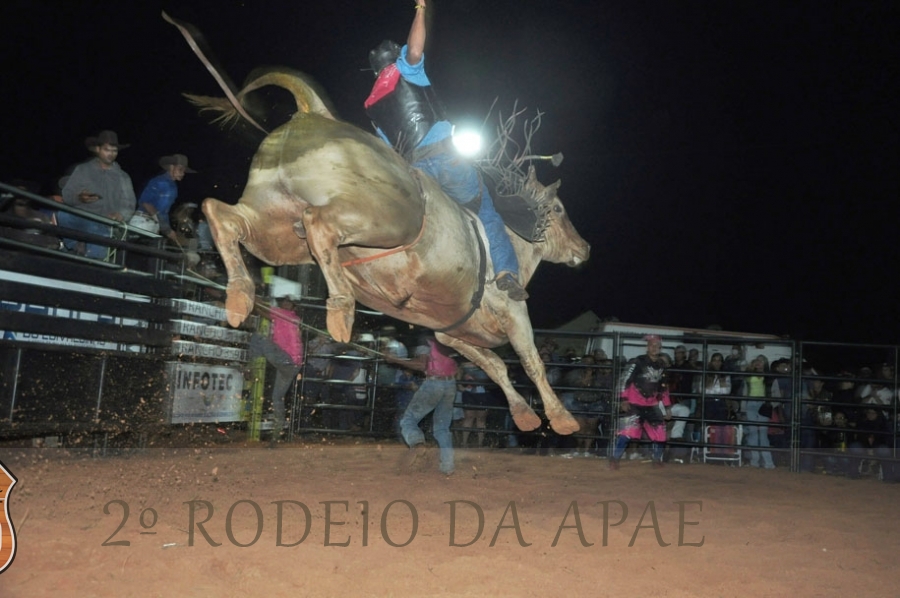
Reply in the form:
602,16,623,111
1,434,898,597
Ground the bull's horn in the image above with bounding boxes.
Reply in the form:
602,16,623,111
519,152,564,167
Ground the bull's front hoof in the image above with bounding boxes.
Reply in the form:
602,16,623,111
225,284,255,327
326,295,356,343
548,410,580,435
510,404,541,432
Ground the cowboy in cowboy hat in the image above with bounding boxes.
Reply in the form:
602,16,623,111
130,153,197,242
59,129,136,258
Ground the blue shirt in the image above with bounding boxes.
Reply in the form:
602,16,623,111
138,172,178,234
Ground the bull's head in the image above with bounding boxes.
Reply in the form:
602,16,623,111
523,166,590,267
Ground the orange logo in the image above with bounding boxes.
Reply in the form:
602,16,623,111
0,459,17,574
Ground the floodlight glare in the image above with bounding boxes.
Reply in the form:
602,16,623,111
451,130,483,157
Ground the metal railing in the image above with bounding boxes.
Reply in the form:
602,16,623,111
280,319,897,476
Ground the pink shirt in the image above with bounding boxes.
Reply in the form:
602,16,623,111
425,339,458,377
270,307,303,365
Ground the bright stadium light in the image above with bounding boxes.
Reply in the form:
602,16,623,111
451,128,483,157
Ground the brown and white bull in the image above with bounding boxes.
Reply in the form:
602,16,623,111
169,16,590,434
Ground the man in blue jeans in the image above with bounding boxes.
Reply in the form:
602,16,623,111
363,0,527,301
247,297,303,442
59,130,136,259
385,335,459,475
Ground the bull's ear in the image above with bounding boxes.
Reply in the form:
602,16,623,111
546,179,561,197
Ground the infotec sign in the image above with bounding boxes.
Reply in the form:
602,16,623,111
165,362,245,424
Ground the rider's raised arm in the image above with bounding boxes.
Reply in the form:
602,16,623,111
406,0,427,66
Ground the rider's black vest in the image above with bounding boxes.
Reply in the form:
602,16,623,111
366,75,446,156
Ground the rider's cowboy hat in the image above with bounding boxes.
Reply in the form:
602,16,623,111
159,154,197,173
84,130,130,150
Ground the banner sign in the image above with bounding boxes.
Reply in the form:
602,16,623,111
164,362,244,423
170,319,250,344
1,269,149,352
169,299,229,322
0,301,143,352
171,340,248,363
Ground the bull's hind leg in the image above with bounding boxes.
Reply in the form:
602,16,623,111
301,205,357,342
434,333,542,432
202,198,257,327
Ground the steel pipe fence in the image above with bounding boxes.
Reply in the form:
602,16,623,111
283,319,898,477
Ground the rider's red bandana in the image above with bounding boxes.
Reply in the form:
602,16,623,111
364,64,401,109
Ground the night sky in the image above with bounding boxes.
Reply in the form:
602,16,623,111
2,1,897,343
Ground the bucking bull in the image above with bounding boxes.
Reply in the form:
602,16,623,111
166,13,590,435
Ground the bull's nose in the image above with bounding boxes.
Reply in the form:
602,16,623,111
567,241,590,266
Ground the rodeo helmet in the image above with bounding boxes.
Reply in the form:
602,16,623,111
369,40,401,76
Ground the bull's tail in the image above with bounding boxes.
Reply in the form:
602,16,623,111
164,11,337,132
184,68,337,130
163,10,268,134
183,94,243,127
238,68,337,120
